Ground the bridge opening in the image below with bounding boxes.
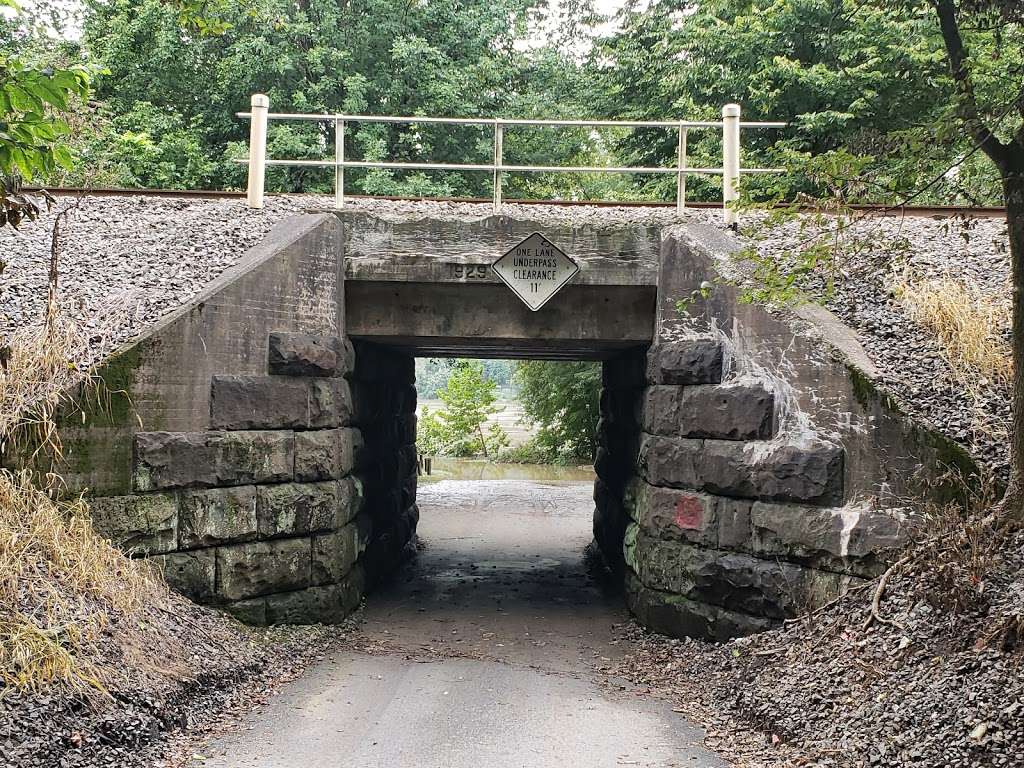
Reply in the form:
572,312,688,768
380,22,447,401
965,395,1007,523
351,346,648,642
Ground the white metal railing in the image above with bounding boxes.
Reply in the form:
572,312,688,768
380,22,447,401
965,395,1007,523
236,93,786,224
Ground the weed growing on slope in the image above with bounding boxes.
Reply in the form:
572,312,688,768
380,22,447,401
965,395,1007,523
0,471,167,698
894,274,1012,387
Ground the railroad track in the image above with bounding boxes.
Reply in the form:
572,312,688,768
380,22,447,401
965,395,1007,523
30,186,1007,218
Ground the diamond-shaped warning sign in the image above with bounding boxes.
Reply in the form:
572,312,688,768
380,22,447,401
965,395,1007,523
492,232,579,311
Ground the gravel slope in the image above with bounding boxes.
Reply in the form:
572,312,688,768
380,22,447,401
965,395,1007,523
0,194,1012,479
0,589,353,768
741,213,1011,479
0,194,690,368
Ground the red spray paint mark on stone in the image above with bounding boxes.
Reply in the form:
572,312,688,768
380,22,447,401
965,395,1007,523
674,495,703,530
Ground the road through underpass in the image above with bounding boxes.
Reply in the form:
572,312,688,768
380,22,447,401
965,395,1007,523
200,470,728,768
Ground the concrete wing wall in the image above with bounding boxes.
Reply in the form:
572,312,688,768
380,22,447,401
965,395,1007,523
602,223,980,641
54,214,344,496
657,223,978,505
31,214,375,625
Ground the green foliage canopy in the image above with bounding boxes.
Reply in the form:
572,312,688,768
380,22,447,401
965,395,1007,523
71,0,605,197
513,360,599,462
589,0,1018,205
0,0,89,228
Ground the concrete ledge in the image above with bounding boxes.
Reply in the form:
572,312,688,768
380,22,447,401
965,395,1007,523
750,501,909,577
346,282,656,360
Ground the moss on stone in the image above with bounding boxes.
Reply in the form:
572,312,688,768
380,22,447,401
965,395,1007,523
60,428,136,496
846,362,899,414
844,359,988,506
82,345,145,429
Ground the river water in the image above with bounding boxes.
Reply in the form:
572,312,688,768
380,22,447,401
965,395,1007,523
419,457,595,484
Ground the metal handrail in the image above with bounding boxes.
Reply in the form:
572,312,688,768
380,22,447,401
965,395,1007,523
235,94,787,223
236,111,787,129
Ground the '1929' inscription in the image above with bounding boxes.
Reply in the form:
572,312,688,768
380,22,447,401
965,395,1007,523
448,264,488,280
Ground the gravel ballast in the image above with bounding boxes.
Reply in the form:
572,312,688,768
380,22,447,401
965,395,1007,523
740,213,1012,480
1,193,1010,481
0,194,687,368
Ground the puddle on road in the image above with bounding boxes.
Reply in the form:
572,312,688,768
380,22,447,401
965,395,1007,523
419,457,595,484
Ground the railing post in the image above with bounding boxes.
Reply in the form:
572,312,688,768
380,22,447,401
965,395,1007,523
246,93,269,209
334,117,345,209
493,120,503,213
722,103,741,226
676,124,688,214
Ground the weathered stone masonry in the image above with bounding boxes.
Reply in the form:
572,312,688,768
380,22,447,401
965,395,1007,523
587,220,950,640
24,211,980,638
92,332,369,623
597,337,910,640
349,341,419,586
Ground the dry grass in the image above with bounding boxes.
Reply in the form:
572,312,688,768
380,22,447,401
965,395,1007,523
0,311,95,462
0,470,167,698
893,273,1012,387
0,293,165,698
907,473,1023,650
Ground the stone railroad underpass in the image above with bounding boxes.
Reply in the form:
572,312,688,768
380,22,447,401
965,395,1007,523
28,210,975,640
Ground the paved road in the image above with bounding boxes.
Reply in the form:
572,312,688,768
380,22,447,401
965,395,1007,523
200,477,729,768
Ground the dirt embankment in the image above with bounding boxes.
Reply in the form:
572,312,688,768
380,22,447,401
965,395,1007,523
0,469,352,768
610,516,1024,768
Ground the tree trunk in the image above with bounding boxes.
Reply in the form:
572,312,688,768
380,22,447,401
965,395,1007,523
478,422,489,459
1000,153,1024,522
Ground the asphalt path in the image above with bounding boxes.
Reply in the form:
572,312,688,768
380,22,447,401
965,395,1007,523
200,477,729,768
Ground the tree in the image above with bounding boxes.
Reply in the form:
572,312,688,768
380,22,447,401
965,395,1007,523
590,0,1004,205
917,0,1024,519
513,361,600,462
417,361,509,458
72,0,599,196
0,0,89,229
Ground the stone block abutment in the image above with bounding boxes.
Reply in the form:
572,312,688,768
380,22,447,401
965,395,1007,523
21,210,978,640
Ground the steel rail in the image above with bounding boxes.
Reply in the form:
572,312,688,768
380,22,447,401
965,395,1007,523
31,187,1007,218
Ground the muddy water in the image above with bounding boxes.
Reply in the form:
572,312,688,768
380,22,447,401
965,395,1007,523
200,473,728,768
419,457,595,484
